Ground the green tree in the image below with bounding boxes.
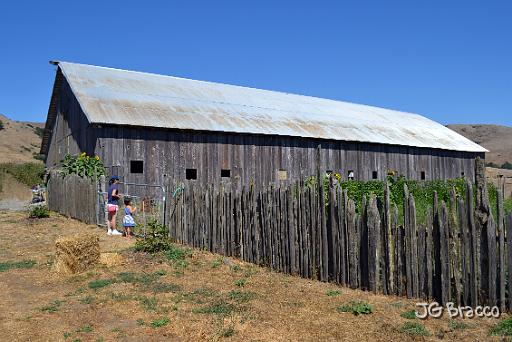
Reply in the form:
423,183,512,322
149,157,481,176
501,162,512,170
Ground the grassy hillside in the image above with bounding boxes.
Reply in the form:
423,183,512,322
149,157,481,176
0,113,44,164
447,124,512,166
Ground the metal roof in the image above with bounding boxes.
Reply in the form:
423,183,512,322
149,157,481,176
53,61,487,153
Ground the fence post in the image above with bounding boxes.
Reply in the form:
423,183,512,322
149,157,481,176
367,194,381,293
507,213,512,312
449,188,462,304
347,198,359,288
439,201,451,305
425,207,434,300
409,194,419,298
403,184,412,298
475,157,490,304
497,187,506,312
458,197,470,306
384,183,394,295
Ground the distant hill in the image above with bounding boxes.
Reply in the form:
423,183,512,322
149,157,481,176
0,114,44,164
447,124,512,166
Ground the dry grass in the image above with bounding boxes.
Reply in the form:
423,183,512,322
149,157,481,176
0,114,44,164
0,210,506,341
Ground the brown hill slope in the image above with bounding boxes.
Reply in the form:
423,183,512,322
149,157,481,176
447,124,512,166
0,114,44,164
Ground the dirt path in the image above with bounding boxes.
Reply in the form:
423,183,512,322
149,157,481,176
0,210,506,341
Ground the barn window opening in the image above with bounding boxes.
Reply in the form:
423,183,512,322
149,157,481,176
278,169,288,181
130,160,144,174
221,169,231,178
421,171,426,180
186,168,197,180
461,171,465,177
348,170,355,180
372,171,378,180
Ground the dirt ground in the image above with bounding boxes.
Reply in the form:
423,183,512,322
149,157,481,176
0,210,507,341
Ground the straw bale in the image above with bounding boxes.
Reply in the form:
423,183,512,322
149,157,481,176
54,233,100,274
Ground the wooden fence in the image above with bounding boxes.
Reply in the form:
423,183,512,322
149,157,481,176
169,170,512,310
47,170,99,224
46,162,512,310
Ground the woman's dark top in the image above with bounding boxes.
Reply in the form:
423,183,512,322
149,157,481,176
108,183,119,205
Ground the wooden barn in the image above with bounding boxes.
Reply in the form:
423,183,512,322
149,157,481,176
40,62,486,189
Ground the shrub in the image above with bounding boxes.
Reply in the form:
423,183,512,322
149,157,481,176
0,120,4,130
33,126,44,138
134,220,174,254
29,205,50,219
337,301,373,315
0,162,45,187
490,317,512,336
502,162,512,170
60,153,105,179
400,322,430,336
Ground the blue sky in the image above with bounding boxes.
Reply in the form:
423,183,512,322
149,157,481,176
0,1,510,125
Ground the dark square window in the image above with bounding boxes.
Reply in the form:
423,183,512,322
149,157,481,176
221,169,231,178
130,160,143,174
372,171,378,179
421,171,426,180
461,171,465,177
186,168,197,180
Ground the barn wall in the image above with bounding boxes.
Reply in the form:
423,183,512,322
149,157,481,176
91,126,482,190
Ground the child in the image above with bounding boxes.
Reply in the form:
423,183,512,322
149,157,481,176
123,197,137,238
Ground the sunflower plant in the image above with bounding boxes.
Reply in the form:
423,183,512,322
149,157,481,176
60,152,106,179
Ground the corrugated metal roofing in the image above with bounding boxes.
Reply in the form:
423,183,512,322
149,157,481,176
56,61,487,153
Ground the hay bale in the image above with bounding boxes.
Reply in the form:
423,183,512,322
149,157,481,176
99,252,124,267
55,234,100,274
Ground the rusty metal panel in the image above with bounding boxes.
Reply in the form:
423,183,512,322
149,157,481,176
54,61,487,153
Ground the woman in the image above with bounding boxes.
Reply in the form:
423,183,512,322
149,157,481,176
107,175,123,236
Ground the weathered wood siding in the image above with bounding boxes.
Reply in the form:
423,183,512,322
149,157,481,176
45,78,94,167
45,83,483,187
91,126,480,187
